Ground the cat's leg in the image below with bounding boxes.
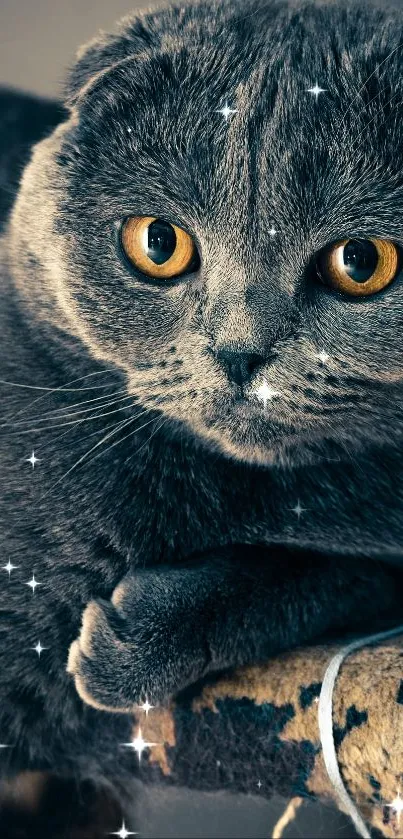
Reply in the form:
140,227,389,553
67,546,403,711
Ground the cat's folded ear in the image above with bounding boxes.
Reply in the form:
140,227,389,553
63,11,161,108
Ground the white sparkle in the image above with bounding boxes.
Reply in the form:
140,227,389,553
2,560,19,577
216,760,221,767
26,451,40,469
0,744,11,749
314,696,320,704
385,791,403,825
138,699,154,717
316,350,330,364
110,820,138,838
257,780,262,789
121,726,158,762
26,573,41,594
268,227,277,238
252,380,281,410
291,500,307,520
127,127,133,134
32,641,47,658
307,82,327,102
215,101,238,122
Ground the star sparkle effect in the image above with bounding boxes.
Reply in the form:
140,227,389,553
138,699,154,717
385,790,403,826
215,101,238,122
26,451,40,469
291,500,307,520
316,350,330,364
110,821,138,838
252,380,281,411
26,573,41,594
268,227,277,238
121,726,158,762
307,82,327,102
32,641,48,658
2,560,18,578
257,780,262,789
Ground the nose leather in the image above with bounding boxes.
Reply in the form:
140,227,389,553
215,348,265,386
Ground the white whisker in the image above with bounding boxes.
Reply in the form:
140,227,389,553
4,401,136,436
54,419,127,450
87,414,168,468
6,394,133,431
42,403,156,449
0,369,119,428
38,414,141,502
337,39,403,135
31,388,129,417
348,88,403,158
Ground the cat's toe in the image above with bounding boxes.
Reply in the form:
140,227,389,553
67,576,200,711
67,600,139,712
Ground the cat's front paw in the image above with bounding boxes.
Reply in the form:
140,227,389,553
67,598,143,712
67,572,206,712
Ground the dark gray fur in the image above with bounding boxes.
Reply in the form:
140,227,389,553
0,0,403,809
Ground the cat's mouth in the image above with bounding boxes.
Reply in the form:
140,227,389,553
196,389,302,465
195,387,344,467
209,383,294,428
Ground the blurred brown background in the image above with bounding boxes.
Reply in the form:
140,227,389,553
0,0,150,98
0,0,359,836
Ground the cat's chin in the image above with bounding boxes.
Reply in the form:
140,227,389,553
199,427,323,470
200,425,354,470
179,408,331,470
146,393,345,469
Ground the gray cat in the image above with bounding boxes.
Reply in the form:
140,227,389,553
0,0,402,818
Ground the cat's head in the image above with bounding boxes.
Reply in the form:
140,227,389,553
8,0,403,467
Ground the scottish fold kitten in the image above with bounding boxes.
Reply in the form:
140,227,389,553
0,0,402,807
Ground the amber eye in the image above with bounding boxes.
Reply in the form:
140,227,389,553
121,216,199,280
317,238,399,297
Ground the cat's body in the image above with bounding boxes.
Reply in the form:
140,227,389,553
1,0,403,805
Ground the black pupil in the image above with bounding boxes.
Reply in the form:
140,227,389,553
343,239,378,283
146,220,176,265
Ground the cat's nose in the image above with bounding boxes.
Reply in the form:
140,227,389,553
215,348,266,387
